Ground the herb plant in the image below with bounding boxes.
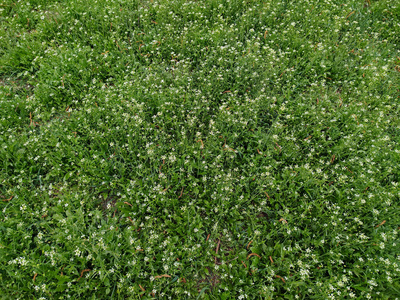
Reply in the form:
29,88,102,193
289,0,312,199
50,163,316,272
1,0,399,299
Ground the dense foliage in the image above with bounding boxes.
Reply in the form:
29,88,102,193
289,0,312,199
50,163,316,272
1,0,399,298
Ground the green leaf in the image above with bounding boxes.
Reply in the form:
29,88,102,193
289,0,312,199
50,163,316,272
197,287,209,300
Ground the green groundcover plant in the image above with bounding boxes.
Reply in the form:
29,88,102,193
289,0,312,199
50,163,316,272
1,0,400,298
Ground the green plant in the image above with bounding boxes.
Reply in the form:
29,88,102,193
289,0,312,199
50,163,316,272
1,0,399,298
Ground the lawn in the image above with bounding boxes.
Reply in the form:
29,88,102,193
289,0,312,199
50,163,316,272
1,0,400,298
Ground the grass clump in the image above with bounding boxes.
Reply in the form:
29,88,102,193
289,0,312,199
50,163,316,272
1,0,400,299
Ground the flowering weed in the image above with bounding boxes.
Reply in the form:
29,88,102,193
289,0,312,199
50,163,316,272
1,0,400,298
